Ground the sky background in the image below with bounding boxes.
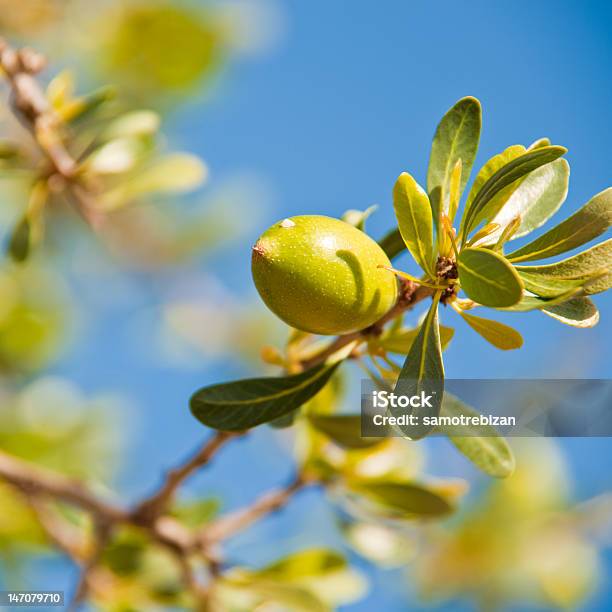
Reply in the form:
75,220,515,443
20,1,612,609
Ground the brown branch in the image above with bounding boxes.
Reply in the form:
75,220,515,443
132,431,237,525
300,281,434,370
201,474,308,545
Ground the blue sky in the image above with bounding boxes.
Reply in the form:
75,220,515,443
31,1,612,608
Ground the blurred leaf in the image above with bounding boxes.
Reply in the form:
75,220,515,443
308,414,383,449
379,323,454,354
8,217,31,262
481,159,570,244
541,297,599,328
102,530,147,576
507,187,612,263
255,549,346,580
515,239,611,295
347,479,454,518
343,521,417,567
427,96,481,226
103,4,223,97
459,311,523,350
86,138,144,175
461,146,567,238
458,247,523,307
190,364,340,431
342,205,377,231
57,86,116,124
440,393,515,478
103,110,161,140
393,172,435,275
170,498,221,528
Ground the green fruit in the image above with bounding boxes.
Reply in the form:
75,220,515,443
252,215,398,335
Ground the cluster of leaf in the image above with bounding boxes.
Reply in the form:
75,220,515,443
2,69,207,262
382,95,610,432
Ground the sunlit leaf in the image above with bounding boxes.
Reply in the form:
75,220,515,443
461,146,567,239
103,110,161,140
393,172,435,274
479,159,570,244
427,96,481,226
379,324,454,354
516,269,600,298
507,187,612,263
458,247,523,307
342,205,377,231
459,311,523,350
86,138,144,175
190,364,340,430
541,297,599,328
515,239,611,296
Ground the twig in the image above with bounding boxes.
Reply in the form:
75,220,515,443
132,431,237,524
201,474,308,545
300,281,433,370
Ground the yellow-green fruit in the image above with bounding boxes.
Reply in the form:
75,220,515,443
252,215,398,335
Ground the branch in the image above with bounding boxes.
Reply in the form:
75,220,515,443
300,280,433,370
201,473,308,545
132,431,237,524
0,450,127,522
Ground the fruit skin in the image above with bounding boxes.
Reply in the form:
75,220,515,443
252,215,398,335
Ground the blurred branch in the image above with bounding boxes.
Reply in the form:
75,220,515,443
0,38,103,227
202,473,308,545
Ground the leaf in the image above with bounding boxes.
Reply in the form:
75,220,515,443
507,187,612,263
394,293,444,439
342,205,377,231
308,414,383,449
379,324,454,354
58,86,116,124
461,145,567,238
461,144,526,233
542,297,599,328
427,96,481,225
459,311,523,350
86,138,144,175
393,172,435,274
170,498,221,528
347,479,454,517
8,217,31,263
498,288,584,312
458,247,523,307
378,227,405,260
190,364,339,431
439,393,515,478
103,110,161,140
516,269,600,298
255,549,346,580
528,137,551,150
478,159,570,244
515,239,612,295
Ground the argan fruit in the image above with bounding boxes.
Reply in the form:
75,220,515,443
252,215,398,335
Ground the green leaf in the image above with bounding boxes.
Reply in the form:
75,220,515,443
190,364,340,431
461,145,567,239
393,172,435,274
379,324,454,354
378,227,405,260
8,217,31,263
342,205,377,231
347,479,454,517
427,96,481,224
516,269,599,298
255,549,346,580
478,159,570,245
461,144,526,235
515,239,612,295
541,296,599,328
439,393,515,478
307,414,383,449
507,187,612,263
527,137,551,150
458,247,523,307
170,498,220,528
394,293,444,439
459,311,523,350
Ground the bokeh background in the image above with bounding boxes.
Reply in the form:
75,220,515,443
0,0,610,610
